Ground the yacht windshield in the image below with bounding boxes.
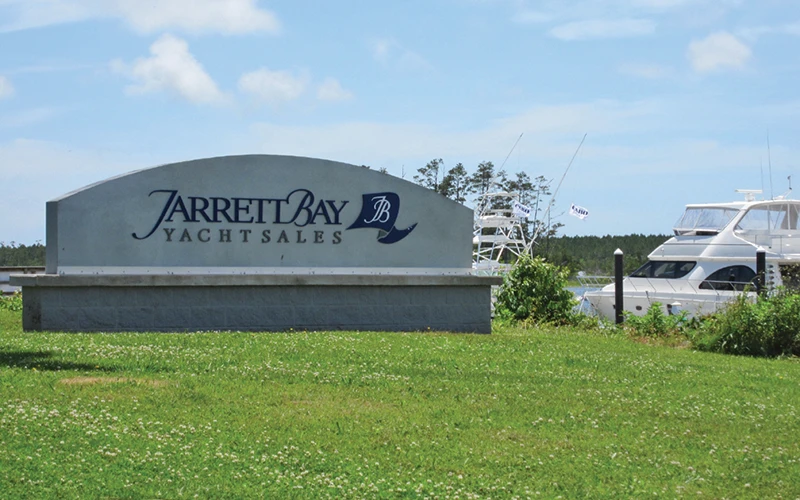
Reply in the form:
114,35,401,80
736,203,800,231
673,207,738,235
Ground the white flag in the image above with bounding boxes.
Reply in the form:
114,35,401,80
512,201,532,219
569,203,589,220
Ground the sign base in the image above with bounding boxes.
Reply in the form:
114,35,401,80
12,274,500,334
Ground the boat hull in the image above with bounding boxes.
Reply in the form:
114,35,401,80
584,283,752,320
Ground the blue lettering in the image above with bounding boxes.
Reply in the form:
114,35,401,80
233,198,254,223
166,195,191,222
288,189,315,227
134,189,354,241
132,190,178,240
326,200,349,225
212,197,233,223
310,200,332,225
190,197,212,222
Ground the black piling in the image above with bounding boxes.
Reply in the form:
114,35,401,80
756,247,766,296
614,248,624,324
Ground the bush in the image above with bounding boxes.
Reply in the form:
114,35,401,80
771,292,800,355
623,302,687,338
0,291,23,312
495,255,577,325
693,291,800,357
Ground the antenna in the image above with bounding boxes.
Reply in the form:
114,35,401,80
768,131,774,199
499,133,523,172
476,133,525,218
760,158,764,198
736,189,762,202
780,175,793,200
529,133,587,246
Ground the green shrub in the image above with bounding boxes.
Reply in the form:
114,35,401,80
495,255,577,325
623,302,687,338
694,291,800,357
0,291,23,312
769,292,800,355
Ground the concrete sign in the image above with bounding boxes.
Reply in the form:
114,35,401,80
16,155,498,333
46,155,473,274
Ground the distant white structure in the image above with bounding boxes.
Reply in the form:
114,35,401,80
472,191,532,275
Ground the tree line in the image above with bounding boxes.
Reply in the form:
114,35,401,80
0,236,668,275
408,158,562,241
404,158,668,275
0,242,45,267
536,234,671,275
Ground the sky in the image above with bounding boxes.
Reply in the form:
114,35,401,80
2,0,800,245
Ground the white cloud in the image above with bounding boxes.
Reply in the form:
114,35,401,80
369,38,434,73
316,78,353,102
738,21,800,43
0,138,138,244
0,107,61,128
111,34,227,105
618,63,673,79
370,39,393,64
0,0,280,35
238,68,309,105
5,63,96,75
0,75,14,99
0,138,128,180
549,18,656,41
0,0,102,32
629,0,693,8
115,0,280,35
687,31,751,72
511,10,553,24
510,0,739,33
247,100,662,167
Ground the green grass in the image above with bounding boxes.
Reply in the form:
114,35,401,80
1,308,798,498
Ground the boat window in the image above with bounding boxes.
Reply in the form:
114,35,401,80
673,208,738,235
699,265,756,291
630,261,696,279
737,203,800,231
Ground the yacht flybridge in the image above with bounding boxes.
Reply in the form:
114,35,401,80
472,191,532,275
585,190,800,319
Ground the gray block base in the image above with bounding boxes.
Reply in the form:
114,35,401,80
12,274,501,334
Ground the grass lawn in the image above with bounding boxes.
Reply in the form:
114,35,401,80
1,308,798,498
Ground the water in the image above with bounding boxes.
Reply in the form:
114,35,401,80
568,286,598,315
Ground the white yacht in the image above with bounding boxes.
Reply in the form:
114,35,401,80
584,190,800,319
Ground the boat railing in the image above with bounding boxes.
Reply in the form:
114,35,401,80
580,274,761,293
621,277,759,312
735,229,800,253
625,276,756,292
472,260,513,276
576,275,615,290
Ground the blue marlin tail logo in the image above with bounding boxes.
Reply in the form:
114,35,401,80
346,192,417,244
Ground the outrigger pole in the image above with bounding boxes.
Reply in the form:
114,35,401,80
476,133,524,218
528,133,587,252
499,133,524,172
